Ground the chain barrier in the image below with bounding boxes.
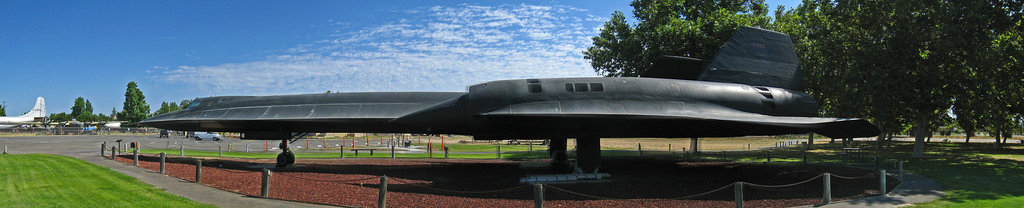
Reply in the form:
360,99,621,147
830,173,874,180
275,172,379,183
389,177,530,194
743,174,823,188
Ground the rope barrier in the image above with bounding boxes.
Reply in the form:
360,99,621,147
542,184,621,200
275,172,379,183
390,178,530,194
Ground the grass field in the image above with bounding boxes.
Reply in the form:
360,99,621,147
0,154,214,208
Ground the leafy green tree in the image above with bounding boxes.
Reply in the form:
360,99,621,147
120,81,150,123
84,100,93,115
71,97,86,119
0,102,6,116
584,0,773,77
48,113,71,123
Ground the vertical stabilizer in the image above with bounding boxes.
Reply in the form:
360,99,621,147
698,27,804,90
20,97,46,118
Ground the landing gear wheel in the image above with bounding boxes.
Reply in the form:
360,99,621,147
276,150,294,167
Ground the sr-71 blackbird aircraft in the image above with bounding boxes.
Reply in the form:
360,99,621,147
139,27,879,172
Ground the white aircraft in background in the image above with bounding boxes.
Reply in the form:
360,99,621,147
0,97,46,129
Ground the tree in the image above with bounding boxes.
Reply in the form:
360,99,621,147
0,102,6,116
48,113,71,123
71,97,87,119
584,0,773,77
84,100,93,114
121,81,150,123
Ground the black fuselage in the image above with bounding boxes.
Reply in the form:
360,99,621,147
141,77,824,139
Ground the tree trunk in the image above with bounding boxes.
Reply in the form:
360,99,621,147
993,128,1002,149
965,131,972,144
912,118,927,158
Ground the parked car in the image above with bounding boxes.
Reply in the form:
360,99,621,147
159,130,170,138
193,132,222,141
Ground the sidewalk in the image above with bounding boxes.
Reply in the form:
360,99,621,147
797,173,944,208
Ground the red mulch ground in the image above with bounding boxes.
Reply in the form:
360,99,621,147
112,154,895,208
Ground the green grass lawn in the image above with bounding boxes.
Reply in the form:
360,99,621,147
0,154,215,208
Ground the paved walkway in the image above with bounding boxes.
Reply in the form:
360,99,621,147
797,173,944,208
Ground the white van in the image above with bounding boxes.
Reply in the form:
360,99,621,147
193,132,222,141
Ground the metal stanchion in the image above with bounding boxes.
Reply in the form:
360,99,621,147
378,175,388,208
734,182,743,208
261,169,271,198
195,160,202,183
497,145,501,159
533,184,544,208
133,150,139,166
822,173,831,204
101,143,106,156
898,160,904,181
159,152,166,174
218,146,222,157
879,170,887,196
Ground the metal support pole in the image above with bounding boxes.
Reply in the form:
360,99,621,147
823,173,832,204
159,152,166,174
734,182,743,208
444,148,449,159
246,143,250,153
669,144,673,157
179,145,184,156
218,146,222,157
497,145,501,159
133,149,139,166
533,184,544,208
766,151,771,163
802,150,807,164
195,160,202,183
637,143,642,157
340,144,345,158
110,147,116,160
101,143,106,156
391,143,395,159
378,176,388,208
261,169,271,198
898,160,904,182
690,137,698,153
879,170,887,196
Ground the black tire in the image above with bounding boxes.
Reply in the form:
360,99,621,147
195,137,200,140
276,151,295,167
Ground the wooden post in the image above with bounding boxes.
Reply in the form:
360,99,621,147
879,170,887,196
428,142,433,158
261,169,271,198
246,143,249,153
166,141,170,149
823,173,831,204
179,145,184,156
218,146,222,157
378,176,388,208
110,147,116,160
690,137,698,153
100,143,106,156
497,145,501,159
766,151,771,163
669,144,674,158
159,152,166,174
734,182,743,208
533,184,544,208
195,160,202,183
391,141,396,159
340,144,345,158
133,149,139,166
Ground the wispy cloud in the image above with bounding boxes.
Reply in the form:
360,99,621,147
163,3,603,95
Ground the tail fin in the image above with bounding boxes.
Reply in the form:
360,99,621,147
698,27,804,90
19,97,46,118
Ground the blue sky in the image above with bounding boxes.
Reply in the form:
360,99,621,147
0,0,799,116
